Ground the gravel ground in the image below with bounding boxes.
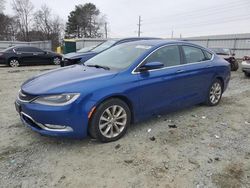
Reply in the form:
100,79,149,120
0,65,250,188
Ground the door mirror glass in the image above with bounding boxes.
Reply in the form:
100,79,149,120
139,62,164,71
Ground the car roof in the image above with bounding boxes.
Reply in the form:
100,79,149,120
109,37,161,43
120,39,201,47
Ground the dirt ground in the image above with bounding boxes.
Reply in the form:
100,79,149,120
0,65,250,188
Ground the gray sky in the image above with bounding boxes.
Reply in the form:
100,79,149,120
4,0,250,38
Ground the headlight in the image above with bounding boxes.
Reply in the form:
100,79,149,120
33,93,80,106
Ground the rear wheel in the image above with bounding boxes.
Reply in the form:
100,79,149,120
9,59,20,67
88,98,131,142
206,79,223,106
231,61,239,71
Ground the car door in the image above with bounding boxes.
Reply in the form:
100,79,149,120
179,45,215,104
15,47,36,65
33,47,51,64
136,44,194,116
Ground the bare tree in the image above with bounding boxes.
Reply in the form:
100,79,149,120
12,0,34,41
33,4,64,49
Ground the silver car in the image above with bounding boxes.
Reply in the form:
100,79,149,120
242,56,250,77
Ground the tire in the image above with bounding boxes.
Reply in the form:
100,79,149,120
53,57,61,65
8,58,20,67
205,79,223,106
231,61,239,71
244,72,250,77
88,98,131,142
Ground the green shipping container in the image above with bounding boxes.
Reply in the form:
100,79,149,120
63,40,76,54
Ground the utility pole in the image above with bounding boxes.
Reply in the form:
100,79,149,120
138,16,142,37
104,22,108,39
171,30,174,39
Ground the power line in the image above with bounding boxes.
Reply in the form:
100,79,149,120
144,0,250,25
143,15,250,36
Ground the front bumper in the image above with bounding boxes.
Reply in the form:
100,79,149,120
15,98,95,139
242,61,250,73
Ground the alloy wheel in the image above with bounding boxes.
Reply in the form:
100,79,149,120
9,59,19,67
53,57,61,65
209,82,222,104
99,105,127,138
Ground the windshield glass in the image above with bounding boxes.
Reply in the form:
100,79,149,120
2,46,15,52
77,46,95,53
211,48,230,55
91,40,117,53
85,43,152,70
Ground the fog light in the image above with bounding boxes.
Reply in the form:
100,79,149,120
44,124,66,129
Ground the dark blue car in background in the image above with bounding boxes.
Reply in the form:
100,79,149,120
16,40,230,142
61,37,159,67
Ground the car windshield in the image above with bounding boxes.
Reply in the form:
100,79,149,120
1,46,15,52
85,43,152,70
91,40,117,53
77,46,95,53
211,48,230,55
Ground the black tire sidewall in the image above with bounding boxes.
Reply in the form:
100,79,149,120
231,61,238,71
244,72,250,77
89,98,131,142
206,79,223,106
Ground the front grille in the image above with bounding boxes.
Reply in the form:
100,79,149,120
19,90,37,102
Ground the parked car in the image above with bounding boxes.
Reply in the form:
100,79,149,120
61,37,160,67
0,46,62,67
242,56,250,77
15,40,230,142
210,48,238,71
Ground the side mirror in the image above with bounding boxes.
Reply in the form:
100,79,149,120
139,62,164,72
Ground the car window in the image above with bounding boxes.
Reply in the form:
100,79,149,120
182,46,207,64
15,47,43,53
203,50,213,60
145,45,181,67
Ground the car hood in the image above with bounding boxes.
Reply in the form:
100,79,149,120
21,65,118,95
64,51,97,59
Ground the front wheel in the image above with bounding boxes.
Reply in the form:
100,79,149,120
89,98,131,142
206,79,223,106
53,57,61,65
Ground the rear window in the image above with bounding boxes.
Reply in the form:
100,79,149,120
182,46,207,64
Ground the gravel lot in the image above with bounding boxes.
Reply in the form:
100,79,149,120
0,65,250,188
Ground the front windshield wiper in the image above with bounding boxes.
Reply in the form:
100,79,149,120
86,64,110,70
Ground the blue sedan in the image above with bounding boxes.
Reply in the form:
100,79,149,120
15,40,231,142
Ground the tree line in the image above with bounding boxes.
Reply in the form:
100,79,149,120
0,0,106,50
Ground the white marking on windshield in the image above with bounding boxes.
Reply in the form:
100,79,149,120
135,45,152,50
